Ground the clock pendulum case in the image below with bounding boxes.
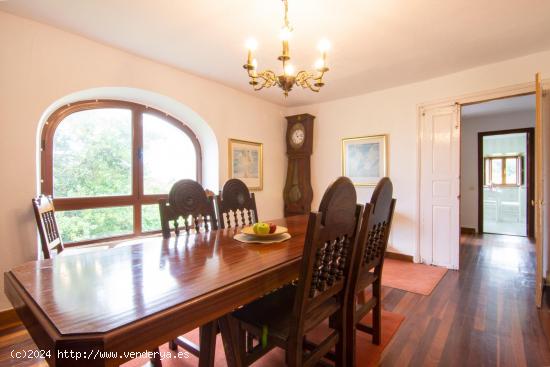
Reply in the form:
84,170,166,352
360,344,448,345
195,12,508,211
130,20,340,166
283,114,314,217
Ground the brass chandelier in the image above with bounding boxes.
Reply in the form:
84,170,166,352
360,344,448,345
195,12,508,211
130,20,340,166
243,0,330,97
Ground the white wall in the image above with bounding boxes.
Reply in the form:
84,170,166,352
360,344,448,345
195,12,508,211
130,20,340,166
0,11,287,311
460,110,535,232
287,49,550,259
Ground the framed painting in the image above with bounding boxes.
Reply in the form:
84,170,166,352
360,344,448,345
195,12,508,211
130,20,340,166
228,139,263,190
342,134,388,186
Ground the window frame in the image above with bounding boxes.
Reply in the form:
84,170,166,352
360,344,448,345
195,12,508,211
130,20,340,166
41,100,202,246
483,155,523,188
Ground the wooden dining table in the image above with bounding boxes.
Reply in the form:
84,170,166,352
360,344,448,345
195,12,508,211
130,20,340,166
4,215,310,367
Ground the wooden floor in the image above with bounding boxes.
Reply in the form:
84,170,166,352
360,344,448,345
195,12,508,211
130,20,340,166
1,234,550,366
379,233,550,366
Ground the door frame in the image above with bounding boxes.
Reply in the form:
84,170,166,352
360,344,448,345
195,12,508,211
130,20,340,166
417,81,547,266
418,78,550,308
477,128,535,237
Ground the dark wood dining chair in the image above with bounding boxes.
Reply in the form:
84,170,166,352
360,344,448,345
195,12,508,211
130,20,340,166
345,177,396,365
223,177,363,367
159,179,218,239
158,179,219,366
216,178,258,229
32,195,64,259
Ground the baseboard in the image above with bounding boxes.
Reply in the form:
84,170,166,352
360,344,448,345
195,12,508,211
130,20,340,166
461,227,476,234
385,249,414,262
0,308,21,330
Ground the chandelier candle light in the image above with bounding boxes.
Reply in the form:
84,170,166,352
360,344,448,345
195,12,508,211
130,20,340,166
243,0,330,97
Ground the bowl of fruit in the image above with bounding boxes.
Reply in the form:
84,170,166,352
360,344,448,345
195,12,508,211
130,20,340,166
241,222,288,238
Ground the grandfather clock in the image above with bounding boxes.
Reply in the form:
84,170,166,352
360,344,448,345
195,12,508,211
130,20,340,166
283,114,314,217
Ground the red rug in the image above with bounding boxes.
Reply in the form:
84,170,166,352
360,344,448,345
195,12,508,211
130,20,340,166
123,310,404,366
382,259,447,295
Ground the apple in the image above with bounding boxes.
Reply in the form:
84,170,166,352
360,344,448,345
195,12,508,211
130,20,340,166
253,222,270,235
268,223,277,234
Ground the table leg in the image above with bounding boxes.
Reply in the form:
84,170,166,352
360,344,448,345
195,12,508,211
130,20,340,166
218,315,243,367
198,321,217,367
151,347,162,367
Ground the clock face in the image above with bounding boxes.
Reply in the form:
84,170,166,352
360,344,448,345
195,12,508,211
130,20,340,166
289,123,305,148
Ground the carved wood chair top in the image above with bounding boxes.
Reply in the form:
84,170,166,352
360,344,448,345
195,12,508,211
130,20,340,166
32,195,64,259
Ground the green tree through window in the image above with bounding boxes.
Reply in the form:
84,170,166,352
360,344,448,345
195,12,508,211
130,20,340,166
42,101,201,244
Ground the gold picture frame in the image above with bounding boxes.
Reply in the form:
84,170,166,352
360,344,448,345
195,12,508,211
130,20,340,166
342,134,388,186
228,139,263,191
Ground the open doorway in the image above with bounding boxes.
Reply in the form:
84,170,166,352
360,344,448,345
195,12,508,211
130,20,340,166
478,129,534,236
419,76,546,304
460,95,536,237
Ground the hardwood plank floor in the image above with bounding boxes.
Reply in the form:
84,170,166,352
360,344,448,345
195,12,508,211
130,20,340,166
1,234,549,366
380,233,550,367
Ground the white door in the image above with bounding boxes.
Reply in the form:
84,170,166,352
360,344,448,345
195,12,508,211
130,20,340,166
420,104,460,269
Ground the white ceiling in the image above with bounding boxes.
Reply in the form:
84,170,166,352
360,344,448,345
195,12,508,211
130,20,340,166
1,0,550,107
461,94,535,118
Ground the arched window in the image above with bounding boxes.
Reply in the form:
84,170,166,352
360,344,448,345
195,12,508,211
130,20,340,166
41,100,201,245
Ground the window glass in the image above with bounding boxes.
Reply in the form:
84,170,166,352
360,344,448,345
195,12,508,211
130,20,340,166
53,109,132,198
484,159,491,186
484,156,522,187
491,159,503,185
505,158,518,185
45,102,201,245
143,113,197,194
142,204,162,232
56,206,133,243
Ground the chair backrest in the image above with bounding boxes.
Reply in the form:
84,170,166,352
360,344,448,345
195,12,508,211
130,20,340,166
352,177,396,288
216,179,258,229
159,179,218,238
32,195,64,259
290,177,363,335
